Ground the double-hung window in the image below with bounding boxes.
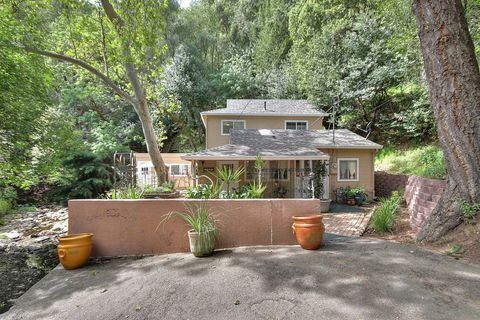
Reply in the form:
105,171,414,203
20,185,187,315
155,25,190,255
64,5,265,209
285,121,308,130
221,120,246,135
169,164,189,176
337,158,359,181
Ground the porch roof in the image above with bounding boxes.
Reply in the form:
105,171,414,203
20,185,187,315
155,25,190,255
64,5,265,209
231,129,383,149
181,144,329,161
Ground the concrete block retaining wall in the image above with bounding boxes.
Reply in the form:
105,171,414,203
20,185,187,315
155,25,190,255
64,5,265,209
374,171,409,198
405,176,446,232
68,199,321,257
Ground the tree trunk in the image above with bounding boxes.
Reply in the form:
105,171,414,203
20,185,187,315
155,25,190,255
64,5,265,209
413,0,480,242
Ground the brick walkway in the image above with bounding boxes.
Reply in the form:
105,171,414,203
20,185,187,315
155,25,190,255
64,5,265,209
323,204,375,237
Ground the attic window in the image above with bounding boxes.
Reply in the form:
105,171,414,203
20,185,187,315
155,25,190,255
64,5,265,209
285,121,308,130
221,120,246,135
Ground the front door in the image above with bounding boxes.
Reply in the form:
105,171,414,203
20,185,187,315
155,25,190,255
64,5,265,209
217,161,240,191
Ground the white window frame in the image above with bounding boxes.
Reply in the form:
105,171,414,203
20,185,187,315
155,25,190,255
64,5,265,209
284,120,308,130
168,164,190,176
221,120,246,135
140,167,149,175
337,158,359,182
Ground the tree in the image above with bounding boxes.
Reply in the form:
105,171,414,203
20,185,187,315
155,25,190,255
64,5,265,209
7,0,169,182
413,0,480,242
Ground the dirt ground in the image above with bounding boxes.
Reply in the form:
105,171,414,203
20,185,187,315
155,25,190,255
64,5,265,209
364,204,480,265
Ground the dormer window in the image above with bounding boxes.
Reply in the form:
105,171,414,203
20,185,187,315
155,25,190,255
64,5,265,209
221,120,246,135
285,120,308,130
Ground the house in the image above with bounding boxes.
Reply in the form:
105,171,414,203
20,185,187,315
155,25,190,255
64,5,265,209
181,99,382,199
134,153,192,189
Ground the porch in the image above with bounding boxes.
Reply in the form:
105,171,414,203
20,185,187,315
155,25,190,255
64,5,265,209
190,159,330,199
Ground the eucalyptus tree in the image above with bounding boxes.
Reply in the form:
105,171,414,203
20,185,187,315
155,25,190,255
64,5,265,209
5,0,170,182
414,0,480,241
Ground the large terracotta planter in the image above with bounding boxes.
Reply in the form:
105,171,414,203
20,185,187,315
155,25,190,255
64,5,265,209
292,215,325,250
188,229,215,257
58,233,93,270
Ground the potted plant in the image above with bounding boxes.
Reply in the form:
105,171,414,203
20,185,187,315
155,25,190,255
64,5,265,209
216,166,245,198
352,187,368,205
158,202,218,257
313,162,331,212
345,187,356,205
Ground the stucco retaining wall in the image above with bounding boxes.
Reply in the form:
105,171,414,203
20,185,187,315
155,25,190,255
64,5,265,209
405,176,446,232
68,199,321,257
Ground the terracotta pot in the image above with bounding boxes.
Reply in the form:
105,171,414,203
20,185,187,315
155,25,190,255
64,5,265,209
58,233,93,270
292,215,324,250
292,215,322,224
188,229,215,257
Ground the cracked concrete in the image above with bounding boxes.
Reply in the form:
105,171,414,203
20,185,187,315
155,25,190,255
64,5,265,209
3,236,480,320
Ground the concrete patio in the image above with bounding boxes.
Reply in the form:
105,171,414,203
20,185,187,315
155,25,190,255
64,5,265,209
4,236,480,320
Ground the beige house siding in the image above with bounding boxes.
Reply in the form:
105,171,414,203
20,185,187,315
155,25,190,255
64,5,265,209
320,148,376,200
205,115,324,148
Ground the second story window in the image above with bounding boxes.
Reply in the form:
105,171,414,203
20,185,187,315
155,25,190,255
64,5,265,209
221,120,246,135
285,121,308,130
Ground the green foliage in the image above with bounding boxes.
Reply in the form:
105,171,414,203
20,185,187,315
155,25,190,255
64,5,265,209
216,166,246,197
159,202,218,235
55,152,113,200
185,183,221,199
143,181,175,194
109,185,144,199
447,244,462,256
376,145,445,179
239,182,267,199
0,199,12,216
460,200,480,219
370,190,403,234
313,161,328,199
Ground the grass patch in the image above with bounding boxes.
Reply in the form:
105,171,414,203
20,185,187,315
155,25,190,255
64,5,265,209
370,191,403,234
376,145,445,179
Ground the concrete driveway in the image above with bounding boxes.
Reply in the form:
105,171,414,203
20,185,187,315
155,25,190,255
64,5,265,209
4,236,480,320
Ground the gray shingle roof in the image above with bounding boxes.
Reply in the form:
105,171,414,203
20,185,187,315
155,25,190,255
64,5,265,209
231,129,383,150
182,129,382,160
182,143,328,160
201,99,328,116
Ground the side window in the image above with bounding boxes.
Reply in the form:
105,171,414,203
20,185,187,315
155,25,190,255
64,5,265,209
285,121,308,130
221,120,246,135
141,167,149,175
337,158,359,181
169,164,189,176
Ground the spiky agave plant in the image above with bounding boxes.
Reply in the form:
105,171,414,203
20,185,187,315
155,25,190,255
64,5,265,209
216,166,245,198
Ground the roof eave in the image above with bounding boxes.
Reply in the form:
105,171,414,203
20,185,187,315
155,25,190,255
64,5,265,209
181,155,330,161
199,112,329,117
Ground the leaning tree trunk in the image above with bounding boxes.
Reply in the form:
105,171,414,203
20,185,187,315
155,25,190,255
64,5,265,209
413,0,480,242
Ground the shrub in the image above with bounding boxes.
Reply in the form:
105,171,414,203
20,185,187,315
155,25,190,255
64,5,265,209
461,200,480,219
0,199,11,216
185,184,221,199
370,191,403,234
240,182,267,199
375,145,445,179
108,185,145,199
53,152,113,200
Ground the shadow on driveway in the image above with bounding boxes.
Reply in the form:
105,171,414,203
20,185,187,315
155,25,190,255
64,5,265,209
4,237,480,320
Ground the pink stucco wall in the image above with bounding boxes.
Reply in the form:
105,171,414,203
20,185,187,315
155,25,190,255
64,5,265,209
68,199,321,257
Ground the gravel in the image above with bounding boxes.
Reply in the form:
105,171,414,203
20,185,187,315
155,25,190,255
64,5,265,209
0,206,67,313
